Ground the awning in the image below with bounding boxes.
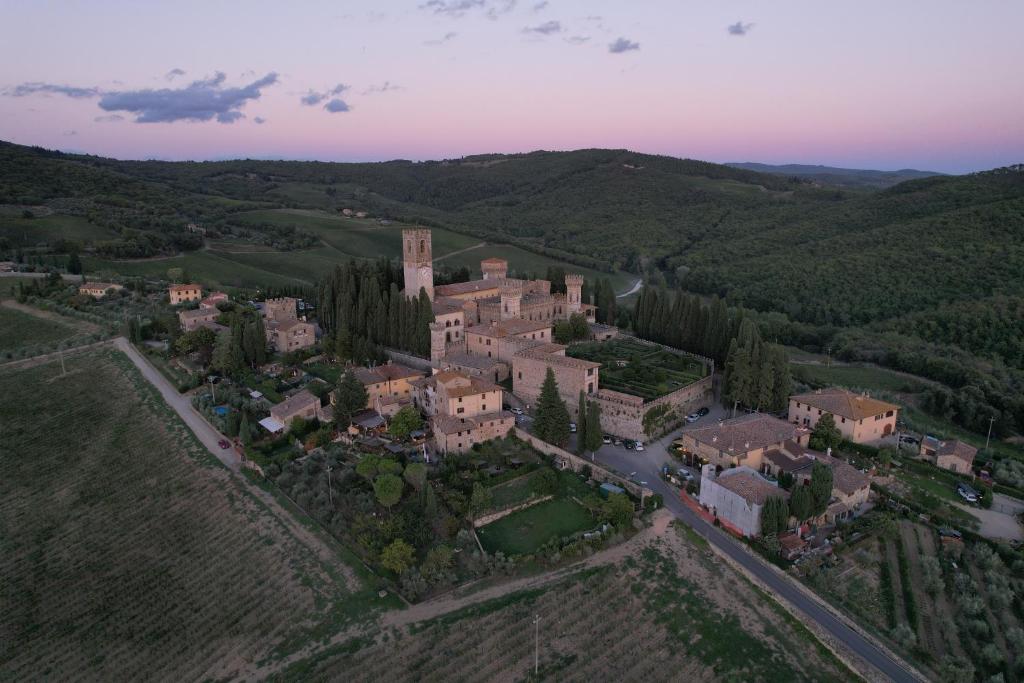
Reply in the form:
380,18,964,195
259,416,286,433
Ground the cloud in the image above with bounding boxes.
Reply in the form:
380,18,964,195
424,31,458,45
301,83,349,106
253,116,266,124
608,37,639,53
4,82,100,98
727,21,754,36
165,68,186,81
532,1,547,10
485,0,516,19
362,81,402,95
323,99,350,113
522,20,562,35
419,0,485,17
63,130,77,136
566,35,589,44
94,114,124,122
97,71,278,123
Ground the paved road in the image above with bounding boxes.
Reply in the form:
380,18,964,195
584,414,919,683
114,337,239,471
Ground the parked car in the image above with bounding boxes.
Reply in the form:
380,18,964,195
676,468,694,481
686,413,700,423
697,406,710,417
510,407,524,416
569,422,577,433
217,439,230,449
956,482,979,503
624,440,635,450
613,438,622,446
635,441,645,451
602,434,612,444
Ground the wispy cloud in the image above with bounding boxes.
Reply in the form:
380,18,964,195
425,31,458,45
301,83,349,106
94,114,124,122
419,0,485,17
532,1,548,10
727,21,754,36
165,68,186,81
362,81,402,95
4,82,100,99
97,72,278,123
324,99,350,113
485,0,516,20
253,116,266,124
522,20,562,35
566,35,589,45
608,37,639,53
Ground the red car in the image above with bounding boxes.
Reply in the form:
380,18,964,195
218,439,231,449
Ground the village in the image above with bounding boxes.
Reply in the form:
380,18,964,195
19,227,1022,680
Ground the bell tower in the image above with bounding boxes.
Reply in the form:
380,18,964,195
403,228,434,301
565,273,584,314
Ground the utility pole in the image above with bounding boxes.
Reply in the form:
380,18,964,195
326,465,334,506
533,614,540,676
59,349,66,376
825,345,831,367
985,416,996,456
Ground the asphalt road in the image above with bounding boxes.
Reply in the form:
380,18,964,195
584,415,919,683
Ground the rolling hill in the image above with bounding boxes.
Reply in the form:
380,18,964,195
726,162,943,189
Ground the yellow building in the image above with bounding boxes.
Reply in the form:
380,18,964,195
169,283,202,305
788,388,899,444
78,282,123,298
352,363,424,410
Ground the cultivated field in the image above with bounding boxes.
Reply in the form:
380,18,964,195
0,304,82,353
278,521,853,681
0,348,382,680
0,213,118,248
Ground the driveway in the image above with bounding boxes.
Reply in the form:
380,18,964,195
955,493,1024,542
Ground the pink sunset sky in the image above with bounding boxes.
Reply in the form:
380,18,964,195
1,0,1021,173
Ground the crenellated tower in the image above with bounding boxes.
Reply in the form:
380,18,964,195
565,273,584,315
481,257,508,280
403,228,434,301
499,278,523,320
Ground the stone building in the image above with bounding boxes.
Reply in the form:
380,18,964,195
79,282,123,298
920,436,977,474
410,369,513,455
698,465,788,537
262,296,315,352
511,343,600,415
352,362,424,410
788,388,899,444
169,283,202,305
760,442,870,522
677,414,809,471
402,228,434,301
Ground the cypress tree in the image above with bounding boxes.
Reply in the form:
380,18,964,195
585,400,603,453
575,390,588,454
534,368,570,447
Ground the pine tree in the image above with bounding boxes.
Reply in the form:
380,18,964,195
534,368,570,447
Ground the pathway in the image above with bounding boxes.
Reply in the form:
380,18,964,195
432,241,487,263
616,278,643,298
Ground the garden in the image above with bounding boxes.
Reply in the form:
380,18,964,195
567,337,708,400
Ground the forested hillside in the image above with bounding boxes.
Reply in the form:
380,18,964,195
2,140,1023,435
725,162,943,189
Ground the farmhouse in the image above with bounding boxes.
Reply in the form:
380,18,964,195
178,307,220,332
269,389,326,428
78,282,123,298
788,388,899,443
410,369,513,455
920,436,977,474
262,296,315,352
678,414,809,470
698,465,788,537
169,283,202,305
761,442,871,520
352,362,424,410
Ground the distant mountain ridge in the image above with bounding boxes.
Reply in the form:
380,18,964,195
725,162,944,189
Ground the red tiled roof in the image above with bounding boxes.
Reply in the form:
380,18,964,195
790,388,899,421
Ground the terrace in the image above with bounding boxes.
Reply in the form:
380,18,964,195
566,337,708,400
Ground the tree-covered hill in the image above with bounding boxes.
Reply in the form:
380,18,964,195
725,162,943,189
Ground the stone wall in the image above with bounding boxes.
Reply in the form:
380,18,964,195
384,348,433,372
594,374,713,441
513,428,652,504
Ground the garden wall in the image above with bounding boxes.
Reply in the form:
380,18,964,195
513,427,652,503
383,347,433,372
595,374,713,441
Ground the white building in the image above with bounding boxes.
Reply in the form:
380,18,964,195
698,465,788,537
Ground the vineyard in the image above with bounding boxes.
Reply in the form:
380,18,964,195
276,521,852,681
0,348,379,680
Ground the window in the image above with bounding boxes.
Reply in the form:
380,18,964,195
587,368,594,376
482,405,486,411
817,409,822,416
458,397,462,402
518,371,522,380
841,417,846,423
588,382,593,393
886,410,894,417
457,407,464,414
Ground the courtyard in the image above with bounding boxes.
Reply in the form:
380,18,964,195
567,337,708,400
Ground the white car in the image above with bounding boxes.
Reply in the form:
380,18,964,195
569,422,577,433
510,407,524,416
635,441,645,451
686,413,700,423
602,434,612,444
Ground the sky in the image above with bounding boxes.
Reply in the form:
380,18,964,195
0,0,1021,173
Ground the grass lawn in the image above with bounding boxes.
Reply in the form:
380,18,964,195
477,497,595,555
568,338,707,400
0,306,80,352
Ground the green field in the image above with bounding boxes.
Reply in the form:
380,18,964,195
0,213,118,248
477,497,595,556
790,362,931,394
0,348,377,679
83,249,308,289
0,305,81,352
568,337,707,400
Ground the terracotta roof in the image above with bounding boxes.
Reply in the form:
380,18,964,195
270,389,319,420
716,469,788,506
353,363,423,385
790,388,899,421
79,282,120,291
442,352,505,371
169,283,201,292
933,438,978,465
470,319,552,339
435,279,500,297
763,448,815,474
433,410,513,435
432,297,466,315
812,450,870,496
515,344,600,370
179,308,219,321
682,414,798,454
273,319,313,333
481,257,507,266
